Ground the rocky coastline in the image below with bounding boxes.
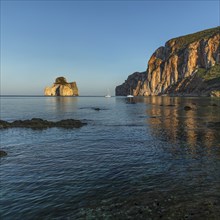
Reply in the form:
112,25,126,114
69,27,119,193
0,118,87,130
116,26,220,97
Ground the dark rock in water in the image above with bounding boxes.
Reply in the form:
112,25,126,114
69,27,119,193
93,108,101,111
55,119,86,128
211,103,218,107
81,107,108,111
0,118,87,130
0,150,7,157
0,120,10,129
184,106,192,111
92,107,109,111
126,101,136,104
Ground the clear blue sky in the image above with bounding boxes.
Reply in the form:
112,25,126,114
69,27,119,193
1,0,219,95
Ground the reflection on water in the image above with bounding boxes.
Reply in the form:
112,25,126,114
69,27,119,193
0,96,220,219
126,97,136,104
45,96,78,113
138,96,220,150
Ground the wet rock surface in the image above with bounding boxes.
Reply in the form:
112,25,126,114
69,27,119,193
80,107,108,111
0,118,87,130
80,194,220,220
0,150,7,157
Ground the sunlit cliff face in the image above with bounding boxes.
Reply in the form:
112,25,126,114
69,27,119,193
144,31,220,96
116,27,220,97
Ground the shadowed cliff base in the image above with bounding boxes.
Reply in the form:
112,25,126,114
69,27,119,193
0,118,87,130
116,26,220,97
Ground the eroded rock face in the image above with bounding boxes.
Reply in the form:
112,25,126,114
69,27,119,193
116,27,220,96
115,72,146,96
210,90,220,97
44,77,79,96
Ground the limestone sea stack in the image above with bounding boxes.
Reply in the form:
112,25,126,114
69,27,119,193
44,77,79,96
116,26,220,97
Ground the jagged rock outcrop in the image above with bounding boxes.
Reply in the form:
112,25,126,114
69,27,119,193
44,77,79,96
0,118,86,129
210,90,220,97
116,26,220,96
115,72,146,96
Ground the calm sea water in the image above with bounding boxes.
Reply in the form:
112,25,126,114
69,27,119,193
0,96,220,219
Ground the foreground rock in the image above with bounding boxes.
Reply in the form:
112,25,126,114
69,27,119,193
44,76,79,96
0,150,7,157
116,26,220,96
0,118,86,130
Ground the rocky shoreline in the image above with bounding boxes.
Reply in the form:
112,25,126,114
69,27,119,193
0,118,87,130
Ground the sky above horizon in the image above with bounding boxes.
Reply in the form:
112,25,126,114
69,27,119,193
1,0,219,96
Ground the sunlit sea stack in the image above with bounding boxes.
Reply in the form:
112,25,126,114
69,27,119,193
44,76,79,96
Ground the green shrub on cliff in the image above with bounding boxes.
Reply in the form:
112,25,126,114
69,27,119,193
168,26,219,50
197,64,220,81
55,77,67,85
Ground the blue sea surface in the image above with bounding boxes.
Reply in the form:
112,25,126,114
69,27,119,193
0,96,220,219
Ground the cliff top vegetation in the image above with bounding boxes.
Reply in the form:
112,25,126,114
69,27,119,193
166,26,219,50
55,77,68,85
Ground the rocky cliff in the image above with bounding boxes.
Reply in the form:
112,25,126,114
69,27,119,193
116,26,220,96
115,72,146,96
44,77,79,96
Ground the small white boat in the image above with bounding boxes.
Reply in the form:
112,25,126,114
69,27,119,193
105,89,111,98
127,88,134,97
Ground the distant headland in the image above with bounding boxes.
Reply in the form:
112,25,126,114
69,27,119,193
44,77,79,96
116,26,220,97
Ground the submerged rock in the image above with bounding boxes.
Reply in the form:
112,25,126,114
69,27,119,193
80,107,109,111
93,108,101,111
0,118,87,130
0,150,7,157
